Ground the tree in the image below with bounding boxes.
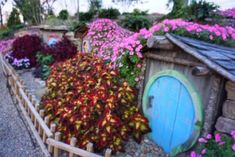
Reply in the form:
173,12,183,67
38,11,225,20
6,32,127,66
58,9,69,20
88,0,102,13
0,0,8,26
7,8,21,28
167,0,190,17
13,0,42,25
42,0,57,17
77,0,79,20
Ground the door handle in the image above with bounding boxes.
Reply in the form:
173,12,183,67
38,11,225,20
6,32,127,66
147,96,154,108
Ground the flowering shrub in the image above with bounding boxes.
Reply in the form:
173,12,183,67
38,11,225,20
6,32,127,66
11,35,42,67
88,19,148,86
113,28,152,86
41,36,77,62
219,8,235,19
88,18,132,60
190,131,235,157
150,19,235,47
4,52,30,69
41,53,150,152
88,18,235,86
0,39,14,53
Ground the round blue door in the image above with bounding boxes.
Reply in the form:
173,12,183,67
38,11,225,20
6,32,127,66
143,70,203,156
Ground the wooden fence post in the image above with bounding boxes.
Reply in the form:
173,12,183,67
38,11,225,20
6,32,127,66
43,116,50,143
69,137,77,157
86,142,94,152
39,110,45,135
54,132,61,157
104,149,112,157
48,123,56,153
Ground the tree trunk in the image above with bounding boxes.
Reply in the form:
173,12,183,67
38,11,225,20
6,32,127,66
0,5,3,27
77,0,79,21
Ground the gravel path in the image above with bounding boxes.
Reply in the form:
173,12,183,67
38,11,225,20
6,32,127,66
0,66,44,157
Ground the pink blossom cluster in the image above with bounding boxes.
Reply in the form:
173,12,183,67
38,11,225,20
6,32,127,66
111,28,152,65
0,39,14,53
219,8,235,19
88,18,235,69
113,19,235,63
190,131,235,157
150,19,235,41
88,19,132,60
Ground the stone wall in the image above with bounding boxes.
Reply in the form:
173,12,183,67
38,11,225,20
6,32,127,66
215,81,235,133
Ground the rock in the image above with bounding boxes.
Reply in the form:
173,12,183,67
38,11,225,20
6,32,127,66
144,138,150,143
225,81,235,101
215,117,235,134
34,78,46,87
223,100,235,119
35,87,48,99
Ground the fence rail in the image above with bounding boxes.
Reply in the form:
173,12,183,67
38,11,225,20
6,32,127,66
0,53,112,157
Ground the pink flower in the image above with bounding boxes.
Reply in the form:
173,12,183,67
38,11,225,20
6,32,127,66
190,151,196,157
164,27,170,32
215,133,221,142
232,144,235,151
198,137,208,143
231,130,235,137
201,148,207,155
209,35,214,40
135,77,139,82
206,134,212,139
136,63,142,68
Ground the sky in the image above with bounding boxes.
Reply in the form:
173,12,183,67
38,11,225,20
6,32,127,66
2,0,235,23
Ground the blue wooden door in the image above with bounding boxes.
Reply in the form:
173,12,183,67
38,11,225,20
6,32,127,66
143,71,202,155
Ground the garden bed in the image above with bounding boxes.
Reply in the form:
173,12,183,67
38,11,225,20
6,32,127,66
1,51,166,157
0,52,113,157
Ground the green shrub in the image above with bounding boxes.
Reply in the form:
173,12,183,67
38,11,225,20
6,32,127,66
166,0,219,22
121,15,152,32
79,12,94,22
185,0,219,22
58,10,69,20
0,28,13,39
36,52,54,65
98,8,120,19
44,15,66,26
131,9,148,16
69,21,86,31
122,9,148,16
7,8,21,28
34,52,54,80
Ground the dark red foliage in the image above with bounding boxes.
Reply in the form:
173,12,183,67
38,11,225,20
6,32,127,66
11,35,42,66
42,36,77,62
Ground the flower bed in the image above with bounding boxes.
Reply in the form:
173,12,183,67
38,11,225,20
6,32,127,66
190,131,235,157
4,34,77,80
151,19,235,47
41,53,150,153
219,8,235,19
